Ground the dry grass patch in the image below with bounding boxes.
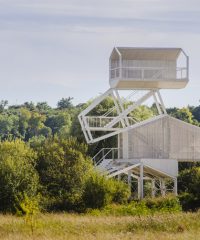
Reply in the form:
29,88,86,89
0,212,200,240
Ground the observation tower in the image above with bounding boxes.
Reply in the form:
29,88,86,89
79,47,200,199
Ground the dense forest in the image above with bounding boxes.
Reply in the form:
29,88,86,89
0,96,200,214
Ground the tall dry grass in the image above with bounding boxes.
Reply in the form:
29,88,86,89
0,212,200,240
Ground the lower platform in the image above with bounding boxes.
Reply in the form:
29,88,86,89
96,158,178,199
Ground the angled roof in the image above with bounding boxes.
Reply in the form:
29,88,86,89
111,47,182,61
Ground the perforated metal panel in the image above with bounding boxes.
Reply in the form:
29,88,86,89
120,116,200,162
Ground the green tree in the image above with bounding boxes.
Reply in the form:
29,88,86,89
83,172,130,209
178,167,200,211
26,112,46,139
45,112,72,135
130,105,154,121
0,100,8,113
192,105,200,122
170,107,194,124
36,102,52,112
18,108,31,139
0,140,39,212
23,102,36,111
57,97,73,109
35,136,92,211
0,114,15,139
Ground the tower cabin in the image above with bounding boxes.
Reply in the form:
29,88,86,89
109,47,189,89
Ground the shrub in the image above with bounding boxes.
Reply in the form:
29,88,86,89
111,179,131,204
0,139,39,213
35,136,93,211
178,167,200,211
82,172,130,209
87,195,181,216
143,195,182,213
102,201,150,216
83,173,114,209
16,193,40,216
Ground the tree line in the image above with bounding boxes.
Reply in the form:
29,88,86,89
0,97,200,213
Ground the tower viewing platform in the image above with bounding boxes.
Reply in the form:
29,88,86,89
109,47,189,89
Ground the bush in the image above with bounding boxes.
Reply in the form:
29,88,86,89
83,173,114,209
87,195,181,216
111,179,131,204
178,167,200,211
82,172,130,209
102,201,150,216
143,195,182,213
35,136,93,211
0,139,39,213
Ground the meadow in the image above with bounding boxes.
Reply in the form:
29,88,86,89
0,212,200,240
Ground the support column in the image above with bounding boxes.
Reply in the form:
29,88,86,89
122,131,129,159
174,177,178,196
118,174,121,181
139,163,144,199
157,90,167,114
137,178,140,199
128,170,131,188
151,179,156,198
161,179,166,197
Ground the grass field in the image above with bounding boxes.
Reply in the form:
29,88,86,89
0,212,200,240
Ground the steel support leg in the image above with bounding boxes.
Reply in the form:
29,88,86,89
128,170,131,187
161,179,166,197
118,174,121,181
152,178,156,197
174,177,178,196
139,163,144,199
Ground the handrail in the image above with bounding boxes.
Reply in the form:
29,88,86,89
95,149,112,166
93,148,119,166
110,66,187,70
85,116,136,128
110,67,187,80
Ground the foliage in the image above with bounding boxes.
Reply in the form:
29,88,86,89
168,107,194,124
0,114,16,139
0,140,39,213
111,179,131,204
83,173,130,209
36,102,51,112
178,167,200,211
16,193,40,216
0,98,199,213
192,105,200,122
88,195,181,216
45,112,72,135
35,136,93,211
0,100,8,112
130,105,154,121
143,195,182,213
57,97,74,109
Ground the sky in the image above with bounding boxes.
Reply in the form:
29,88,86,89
0,0,200,107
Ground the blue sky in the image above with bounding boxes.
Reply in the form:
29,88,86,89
0,0,200,107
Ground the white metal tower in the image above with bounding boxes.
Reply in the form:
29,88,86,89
78,47,200,199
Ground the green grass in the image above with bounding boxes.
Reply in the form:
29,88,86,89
0,211,200,240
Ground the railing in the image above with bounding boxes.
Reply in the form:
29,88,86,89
110,67,187,80
93,148,119,166
85,116,116,128
176,67,187,79
85,116,136,129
